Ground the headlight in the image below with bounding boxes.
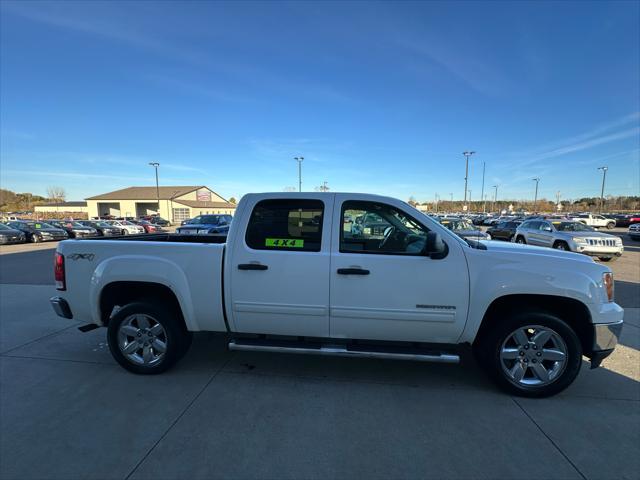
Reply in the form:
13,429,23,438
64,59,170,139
573,237,588,244
615,238,623,246
603,272,614,302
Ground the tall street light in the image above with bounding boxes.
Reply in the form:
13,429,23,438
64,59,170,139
492,185,498,212
532,177,540,212
598,166,608,213
462,151,475,208
480,161,486,213
149,162,160,213
294,157,304,192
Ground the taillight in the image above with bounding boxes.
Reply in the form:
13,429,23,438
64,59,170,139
54,252,66,291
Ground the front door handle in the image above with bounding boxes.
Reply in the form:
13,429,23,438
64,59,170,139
238,263,268,271
337,268,370,275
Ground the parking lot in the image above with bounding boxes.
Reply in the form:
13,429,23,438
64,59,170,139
1,232,638,479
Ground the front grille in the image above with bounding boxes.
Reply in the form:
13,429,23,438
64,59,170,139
586,238,616,246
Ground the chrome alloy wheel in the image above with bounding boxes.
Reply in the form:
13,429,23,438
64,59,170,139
117,314,167,366
500,325,568,387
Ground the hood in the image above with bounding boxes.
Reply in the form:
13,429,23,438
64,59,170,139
180,224,228,230
455,230,488,239
558,230,618,239
481,240,594,264
0,228,23,236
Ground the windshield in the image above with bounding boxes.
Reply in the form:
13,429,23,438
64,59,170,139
189,215,222,225
0,224,11,230
94,222,111,227
27,222,55,229
441,219,473,231
554,222,595,232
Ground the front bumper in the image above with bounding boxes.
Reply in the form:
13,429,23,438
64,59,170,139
50,296,73,319
589,319,624,368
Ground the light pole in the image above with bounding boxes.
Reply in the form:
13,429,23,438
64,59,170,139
492,185,498,212
149,162,160,214
597,166,608,213
532,177,540,212
480,161,486,213
463,151,475,208
468,189,472,210
294,157,304,192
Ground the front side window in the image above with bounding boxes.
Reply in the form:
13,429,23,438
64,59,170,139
245,199,324,252
341,201,428,255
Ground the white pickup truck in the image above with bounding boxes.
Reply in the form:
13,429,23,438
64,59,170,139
571,213,616,229
50,193,623,397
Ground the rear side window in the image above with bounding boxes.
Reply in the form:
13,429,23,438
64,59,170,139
245,199,324,252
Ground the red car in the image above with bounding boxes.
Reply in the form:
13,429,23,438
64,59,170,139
132,220,159,233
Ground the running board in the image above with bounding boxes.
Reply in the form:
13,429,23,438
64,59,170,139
228,340,460,364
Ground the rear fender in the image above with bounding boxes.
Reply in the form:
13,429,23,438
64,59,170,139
90,255,197,330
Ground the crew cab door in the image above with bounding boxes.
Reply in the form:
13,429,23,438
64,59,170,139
227,195,333,337
329,196,470,343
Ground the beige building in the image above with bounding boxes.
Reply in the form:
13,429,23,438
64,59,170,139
86,186,236,223
34,201,89,214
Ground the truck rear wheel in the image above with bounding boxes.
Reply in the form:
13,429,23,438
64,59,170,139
107,301,192,374
476,312,582,397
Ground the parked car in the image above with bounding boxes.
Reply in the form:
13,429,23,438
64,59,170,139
176,214,232,235
6,220,68,243
486,220,522,241
628,223,640,241
513,220,623,261
0,223,26,244
105,220,145,235
143,216,171,227
50,192,623,397
439,217,488,240
180,218,192,226
78,221,122,237
131,220,161,233
570,213,616,229
46,220,98,238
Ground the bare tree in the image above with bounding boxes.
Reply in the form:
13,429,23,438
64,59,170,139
46,186,66,202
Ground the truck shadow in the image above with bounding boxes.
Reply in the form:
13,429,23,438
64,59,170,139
185,331,639,400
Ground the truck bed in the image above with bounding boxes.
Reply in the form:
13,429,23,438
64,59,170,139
58,237,228,332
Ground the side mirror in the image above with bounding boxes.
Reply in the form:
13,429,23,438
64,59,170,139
424,232,447,259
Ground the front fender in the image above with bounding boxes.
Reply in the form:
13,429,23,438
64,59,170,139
459,260,601,343
90,255,197,330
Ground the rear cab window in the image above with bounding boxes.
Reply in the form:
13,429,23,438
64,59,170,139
245,199,324,252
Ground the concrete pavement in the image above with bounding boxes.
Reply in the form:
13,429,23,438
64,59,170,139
0,284,638,479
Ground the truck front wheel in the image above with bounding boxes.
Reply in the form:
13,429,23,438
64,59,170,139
107,301,192,374
476,312,582,397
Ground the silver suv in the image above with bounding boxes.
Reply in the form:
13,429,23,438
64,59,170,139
513,219,623,262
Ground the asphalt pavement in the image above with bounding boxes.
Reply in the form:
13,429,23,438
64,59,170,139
0,232,638,479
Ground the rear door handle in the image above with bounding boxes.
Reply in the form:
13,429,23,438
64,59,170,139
238,263,268,271
337,268,370,275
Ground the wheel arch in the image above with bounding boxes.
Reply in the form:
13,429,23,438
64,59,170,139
473,294,594,356
99,281,187,332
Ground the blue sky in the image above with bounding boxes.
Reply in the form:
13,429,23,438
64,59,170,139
1,0,638,203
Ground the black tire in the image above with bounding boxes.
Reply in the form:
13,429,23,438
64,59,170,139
107,300,192,374
515,236,526,244
606,222,615,230
31,234,41,243
475,311,582,397
121,229,128,235
599,256,617,263
553,241,569,251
